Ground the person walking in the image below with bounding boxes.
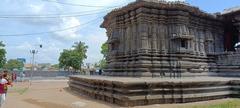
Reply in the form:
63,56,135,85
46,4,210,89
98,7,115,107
2,71,13,96
0,74,8,107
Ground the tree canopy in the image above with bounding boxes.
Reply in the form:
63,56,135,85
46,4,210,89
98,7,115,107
97,42,108,69
0,41,6,69
101,42,108,58
98,59,107,69
51,64,59,69
59,41,88,72
72,41,88,59
4,59,24,71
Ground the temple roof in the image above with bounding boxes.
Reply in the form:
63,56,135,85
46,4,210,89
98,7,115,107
101,0,218,28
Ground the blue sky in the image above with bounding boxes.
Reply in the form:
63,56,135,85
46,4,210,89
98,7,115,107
0,0,240,65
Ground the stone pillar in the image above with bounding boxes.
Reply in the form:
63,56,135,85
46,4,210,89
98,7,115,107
183,25,192,51
136,17,144,52
125,14,131,54
188,28,194,54
199,30,205,55
118,26,123,54
204,30,214,54
125,26,130,54
148,24,152,51
131,23,136,54
234,15,240,42
209,31,214,53
213,30,224,53
236,24,240,42
140,23,149,51
133,23,138,52
238,26,240,42
122,28,126,54
158,24,166,53
194,29,199,55
152,23,158,52
219,31,225,52
130,11,137,54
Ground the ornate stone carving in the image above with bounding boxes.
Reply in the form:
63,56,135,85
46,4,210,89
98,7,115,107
101,0,225,77
99,0,240,78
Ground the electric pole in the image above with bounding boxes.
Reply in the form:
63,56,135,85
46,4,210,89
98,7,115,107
30,50,37,85
29,44,42,85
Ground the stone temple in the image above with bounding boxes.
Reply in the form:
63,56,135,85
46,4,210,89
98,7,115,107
69,0,240,106
100,0,240,77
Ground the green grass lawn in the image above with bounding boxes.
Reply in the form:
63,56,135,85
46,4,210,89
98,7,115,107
185,99,240,108
10,87,29,95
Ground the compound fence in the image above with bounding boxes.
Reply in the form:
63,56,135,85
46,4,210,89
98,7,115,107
12,71,83,81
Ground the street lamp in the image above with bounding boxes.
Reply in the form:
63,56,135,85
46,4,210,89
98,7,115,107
29,44,42,85
30,50,38,85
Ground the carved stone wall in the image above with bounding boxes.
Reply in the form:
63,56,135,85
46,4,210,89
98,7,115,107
218,52,240,64
100,4,240,78
215,52,240,77
221,10,240,51
101,0,225,77
235,15,240,41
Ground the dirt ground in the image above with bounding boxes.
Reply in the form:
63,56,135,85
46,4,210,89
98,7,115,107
3,80,240,108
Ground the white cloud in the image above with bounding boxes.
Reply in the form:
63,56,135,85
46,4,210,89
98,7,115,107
37,43,62,64
10,38,70,64
29,4,44,13
83,31,108,64
6,41,35,64
166,0,185,1
51,17,82,41
63,0,124,7
3,0,159,64
16,42,33,50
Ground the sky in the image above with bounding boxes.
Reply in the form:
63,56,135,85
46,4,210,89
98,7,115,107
0,0,240,65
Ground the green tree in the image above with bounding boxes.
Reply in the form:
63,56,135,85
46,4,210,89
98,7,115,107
0,41,6,69
98,42,108,69
4,59,24,71
59,49,72,71
98,59,107,69
51,64,59,69
101,42,108,58
72,41,88,70
72,41,88,58
59,41,88,72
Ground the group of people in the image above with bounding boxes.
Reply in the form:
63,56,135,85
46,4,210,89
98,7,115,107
0,70,13,107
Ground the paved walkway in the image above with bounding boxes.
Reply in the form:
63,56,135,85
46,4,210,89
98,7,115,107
2,80,239,108
4,80,117,108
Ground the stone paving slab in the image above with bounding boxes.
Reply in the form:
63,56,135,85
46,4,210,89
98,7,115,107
71,75,240,83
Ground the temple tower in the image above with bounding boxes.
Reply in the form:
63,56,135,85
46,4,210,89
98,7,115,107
101,0,224,77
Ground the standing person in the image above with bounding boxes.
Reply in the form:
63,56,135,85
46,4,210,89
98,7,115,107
11,73,16,82
0,74,8,107
99,69,102,75
3,71,13,96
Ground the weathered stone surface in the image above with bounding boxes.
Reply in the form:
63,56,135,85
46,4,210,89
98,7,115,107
101,0,226,77
99,0,240,77
69,76,240,107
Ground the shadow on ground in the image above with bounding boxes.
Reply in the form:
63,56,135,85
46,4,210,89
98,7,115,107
64,87,120,108
24,99,70,108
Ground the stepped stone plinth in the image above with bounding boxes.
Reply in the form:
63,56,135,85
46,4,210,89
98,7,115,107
69,76,240,106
